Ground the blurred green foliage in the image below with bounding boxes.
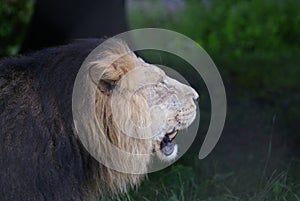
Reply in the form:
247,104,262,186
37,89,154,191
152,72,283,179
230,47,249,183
0,0,33,56
128,0,300,58
182,0,300,58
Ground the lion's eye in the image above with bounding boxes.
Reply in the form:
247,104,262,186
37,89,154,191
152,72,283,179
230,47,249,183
160,79,167,85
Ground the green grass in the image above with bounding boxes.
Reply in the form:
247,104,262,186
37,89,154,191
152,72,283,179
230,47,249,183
99,163,300,201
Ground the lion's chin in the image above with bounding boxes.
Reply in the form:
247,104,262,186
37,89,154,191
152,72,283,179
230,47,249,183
157,143,178,162
155,129,179,161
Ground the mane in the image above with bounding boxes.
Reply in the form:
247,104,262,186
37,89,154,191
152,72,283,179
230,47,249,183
73,39,154,196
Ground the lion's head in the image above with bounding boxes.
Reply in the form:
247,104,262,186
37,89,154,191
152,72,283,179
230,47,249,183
73,39,198,195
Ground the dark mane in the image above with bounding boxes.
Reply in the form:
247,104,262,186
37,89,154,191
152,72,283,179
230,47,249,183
0,39,108,200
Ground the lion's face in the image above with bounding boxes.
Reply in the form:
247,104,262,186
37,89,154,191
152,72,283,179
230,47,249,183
134,62,199,161
100,54,198,162
149,71,198,161
93,40,198,166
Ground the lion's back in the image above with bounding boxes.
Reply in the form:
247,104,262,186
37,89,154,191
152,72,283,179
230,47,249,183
0,39,103,201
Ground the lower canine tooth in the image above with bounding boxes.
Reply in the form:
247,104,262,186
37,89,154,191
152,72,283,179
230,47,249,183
168,131,177,139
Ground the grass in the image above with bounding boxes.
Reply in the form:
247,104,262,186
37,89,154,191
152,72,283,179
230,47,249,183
99,163,300,201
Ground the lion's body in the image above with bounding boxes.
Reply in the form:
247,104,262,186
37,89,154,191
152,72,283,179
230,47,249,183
0,39,109,200
0,39,198,201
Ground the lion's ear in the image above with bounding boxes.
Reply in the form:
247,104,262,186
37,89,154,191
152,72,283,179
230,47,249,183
97,54,135,95
98,79,116,95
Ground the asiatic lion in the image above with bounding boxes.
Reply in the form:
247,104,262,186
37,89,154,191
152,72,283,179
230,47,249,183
0,39,198,200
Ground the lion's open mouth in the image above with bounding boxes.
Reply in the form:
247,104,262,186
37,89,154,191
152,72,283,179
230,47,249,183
160,129,178,156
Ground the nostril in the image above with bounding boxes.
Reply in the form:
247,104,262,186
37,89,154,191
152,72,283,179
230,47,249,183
186,87,199,102
185,93,199,104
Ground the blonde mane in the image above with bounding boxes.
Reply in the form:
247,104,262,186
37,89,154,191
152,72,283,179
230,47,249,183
72,39,198,197
74,40,154,196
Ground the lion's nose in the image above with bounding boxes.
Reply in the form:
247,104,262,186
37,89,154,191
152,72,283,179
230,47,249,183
189,88,199,102
182,82,199,100
193,91,199,100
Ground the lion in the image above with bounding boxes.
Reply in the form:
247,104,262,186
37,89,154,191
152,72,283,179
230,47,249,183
0,39,198,200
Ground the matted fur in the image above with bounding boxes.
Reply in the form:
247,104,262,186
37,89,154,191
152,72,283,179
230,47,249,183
0,39,198,201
